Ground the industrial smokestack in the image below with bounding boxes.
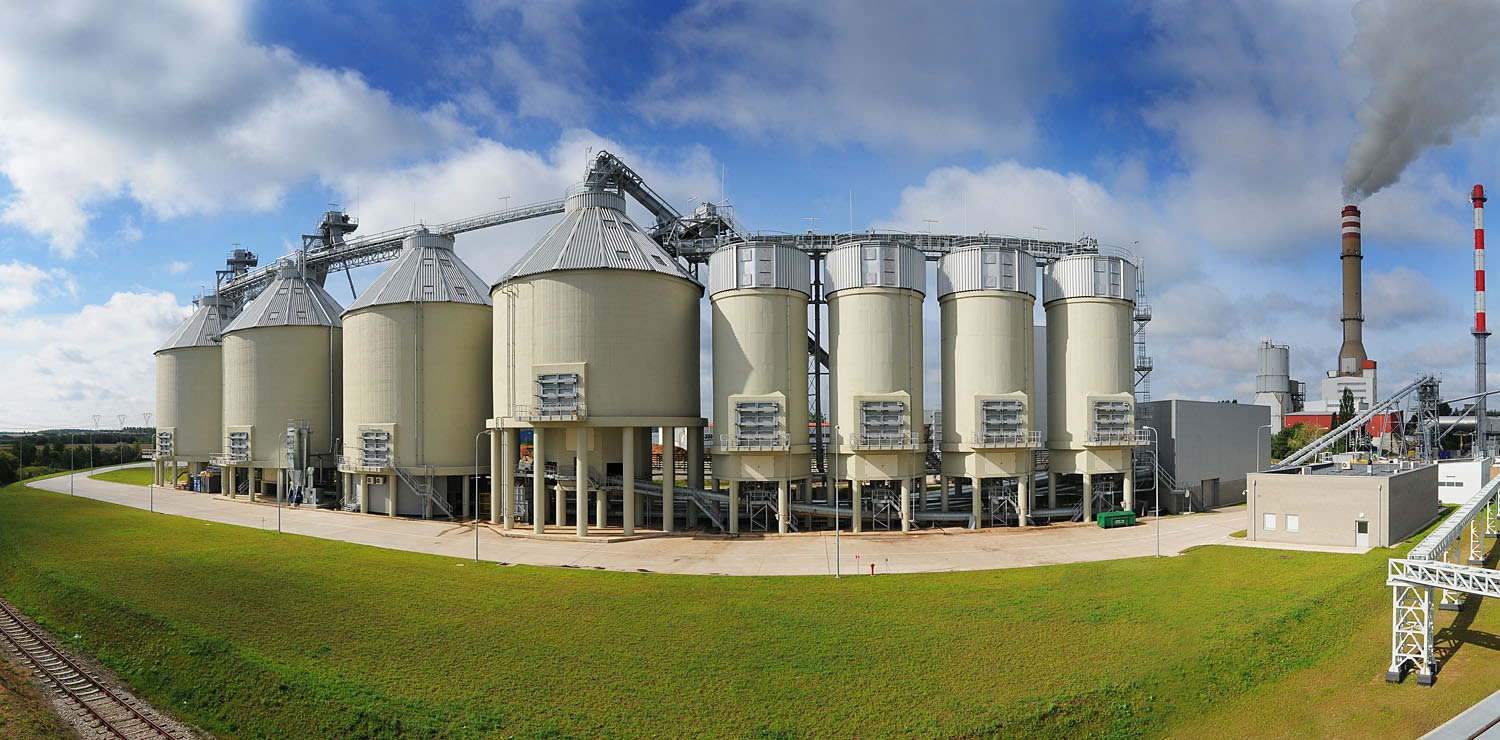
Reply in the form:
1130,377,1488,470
1339,205,1368,376
1474,184,1488,456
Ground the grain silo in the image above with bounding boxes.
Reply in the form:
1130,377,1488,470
937,244,1039,527
1042,254,1140,521
491,184,705,537
154,293,229,488
826,240,926,533
340,230,492,519
709,241,811,534
218,258,343,505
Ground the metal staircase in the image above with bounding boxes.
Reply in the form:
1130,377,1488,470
391,461,453,519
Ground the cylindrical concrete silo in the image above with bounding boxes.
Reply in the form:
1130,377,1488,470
938,244,1038,528
219,259,343,506
1042,254,1140,521
709,241,811,534
491,184,705,538
826,240,926,533
154,293,229,488
1252,339,1292,430
341,230,492,519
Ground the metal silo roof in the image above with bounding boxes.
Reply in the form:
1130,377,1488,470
936,245,1037,299
1041,254,1137,305
345,230,492,312
707,241,811,297
495,187,700,289
223,261,344,332
824,240,927,297
156,293,231,352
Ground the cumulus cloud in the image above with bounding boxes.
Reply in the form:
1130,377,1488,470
637,0,1067,153
0,262,74,315
164,260,192,276
466,0,592,123
0,0,466,256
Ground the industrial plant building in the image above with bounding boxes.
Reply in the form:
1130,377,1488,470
1138,399,1269,513
1247,462,1438,548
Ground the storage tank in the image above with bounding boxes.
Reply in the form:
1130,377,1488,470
826,240,926,533
154,293,229,487
341,230,492,519
1252,339,1293,430
709,241,811,534
491,184,705,537
219,258,343,504
1042,254,1140,520
937,244,1038,527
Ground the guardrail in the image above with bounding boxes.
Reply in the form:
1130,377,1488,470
974,430,1042,449
717,433,790,451
515,402,588,422
848,434,922,450
1085,429,1150,446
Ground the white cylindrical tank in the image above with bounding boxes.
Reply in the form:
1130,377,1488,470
1255,340,1291,394
1042,254,1138,480
155,293,228,478
827,241,926,485
709,241,811,488
220,261,343,492
342,230,492,516
938,245,1038,483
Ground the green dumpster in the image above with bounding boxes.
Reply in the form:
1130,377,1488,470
1097,511,1137,528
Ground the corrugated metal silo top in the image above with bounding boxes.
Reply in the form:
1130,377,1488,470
156,293,230,352
936,245,1036,299
1041,254,1137,305
495,186,699,289
824,241,926,297
345,230,492,312
223,262,344,332
707,241,810,297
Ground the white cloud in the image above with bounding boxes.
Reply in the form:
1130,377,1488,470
0,0,467,256
0,291,187,429
165,260,192,276
637,0,1067,153
0,262,74,315
466,0,591,123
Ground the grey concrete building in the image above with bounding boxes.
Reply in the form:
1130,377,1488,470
1139,399,1270,513
1246,462,1438,548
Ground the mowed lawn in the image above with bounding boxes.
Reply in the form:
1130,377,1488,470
88,466,155,487
1,485,1497,739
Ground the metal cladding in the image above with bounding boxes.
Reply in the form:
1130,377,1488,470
345,230,491,311
824,240,927,296
1255,340,1291,394
156,294,230,462
342,231,493,501
707,241,811,297
709,242,812,485
1338,205,1368,376
496,187,698,286
221,262,343,470
938,245,1038,482
1042,254,1137,476
827,240,925,482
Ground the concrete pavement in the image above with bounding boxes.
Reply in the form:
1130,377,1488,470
30,467,1248,576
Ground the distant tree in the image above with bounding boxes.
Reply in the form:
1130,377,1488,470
0,450,16,486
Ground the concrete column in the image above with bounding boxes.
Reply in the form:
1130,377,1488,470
972,478,982,529
532,427,546,534
491,430,504,525
662,426,675,533
575,428,589,536
900,478,912,533
728,480,740,534
462,475,471,519
688,428,704,491
1123,470,1134,513
622,428,635,536
1083,474,1094,523
778,479,790,534
853,481,863,533
224,466,235,501
596,484,607,529
1048,472,1058,508
502,429,517,528
939,475,949,512
1017,473,1029,527
277,468,286,507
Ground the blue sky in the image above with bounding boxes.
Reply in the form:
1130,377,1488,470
1,0,1498,429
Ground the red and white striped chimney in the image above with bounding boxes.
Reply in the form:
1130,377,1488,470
1475,184,1487,333
1475,184,1489,457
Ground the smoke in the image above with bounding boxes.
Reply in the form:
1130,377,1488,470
1342,0,1500,201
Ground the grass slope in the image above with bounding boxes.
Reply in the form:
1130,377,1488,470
0,483,1496,739
88,466,155,487
0,652,74,739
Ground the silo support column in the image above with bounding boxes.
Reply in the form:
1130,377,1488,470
940,475,949,512
1083,474,1093,523
728,481,740,534
462,475,471,519
662,426,675,533
685,430,698,529
1123,470,1134,513
555,481,566,527
972,478,982,529
1017,474,1029,526
622,428,635,536
853,482,863,533
901,479,912,533
532,428,546,535
501,429,517,528
778,479,790,534
576,429,589,537
1048,473,1058,508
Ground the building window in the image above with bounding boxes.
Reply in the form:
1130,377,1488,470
1263,513,1277,531
1286,514,1300,533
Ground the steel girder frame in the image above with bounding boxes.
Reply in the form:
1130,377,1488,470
1387,578,1436,685
1440,538,1466,611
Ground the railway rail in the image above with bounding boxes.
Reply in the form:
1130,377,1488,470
0,598,182,739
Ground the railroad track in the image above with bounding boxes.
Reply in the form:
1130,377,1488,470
0,599,180,739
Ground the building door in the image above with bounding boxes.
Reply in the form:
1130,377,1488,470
1356,520,1370,547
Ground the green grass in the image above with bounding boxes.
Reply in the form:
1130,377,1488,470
0,652,74,739
1228,529,1247,538
88,466,155,487
0,482,1496,739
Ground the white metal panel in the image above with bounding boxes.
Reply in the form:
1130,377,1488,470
707,242,811,296
936,246,1037,298
825,241,926,296
1041,255,1137,304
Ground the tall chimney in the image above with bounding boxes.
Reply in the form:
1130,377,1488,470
1338,205,1368,376
1474,184,1488,456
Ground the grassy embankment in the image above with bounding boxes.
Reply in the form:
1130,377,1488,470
89,466,155,487
0,653,73,739
0,482,1496,739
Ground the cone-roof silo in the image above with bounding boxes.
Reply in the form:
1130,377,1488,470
155,293,229,481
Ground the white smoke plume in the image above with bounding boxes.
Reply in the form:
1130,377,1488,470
1342,0,1500,201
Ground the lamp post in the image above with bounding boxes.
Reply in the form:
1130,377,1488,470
1143,426,1160,558
474,429,491,563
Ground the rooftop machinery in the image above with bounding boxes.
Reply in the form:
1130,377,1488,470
340,230,492,519
153,292,229,488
